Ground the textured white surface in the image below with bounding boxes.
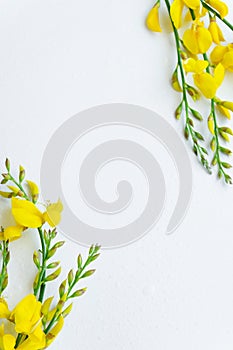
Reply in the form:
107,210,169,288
0,0,233,349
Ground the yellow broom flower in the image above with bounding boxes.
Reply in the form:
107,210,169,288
0,225,23,242
170,0,200,28
43,200,63,228
0,299,10,319
193,63,225,99
207,0,228,18
11,198,44,229
10,294,42,334
211,44,233,71
146,2,162,32
183,20,212,54
11,198,63,229
208,18,225,44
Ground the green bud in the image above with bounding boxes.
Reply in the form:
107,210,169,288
69,288,87,299
47,261,60,269
68,269,74,286
175,102,183,120
184,126,189,140
221,162,232,169
77,254,82,268
2,275,8,291
45,267,61,282
190,108,203,121
62,303,73,318
54,241,65,249
59,280,67,298
19,165,25,183
81,269,96,278
5,159,10,172
47,247,57,259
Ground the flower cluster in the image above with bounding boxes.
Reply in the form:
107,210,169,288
146,0,233,183
0,159,100,349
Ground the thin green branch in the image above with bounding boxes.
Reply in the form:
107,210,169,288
201,0,233,31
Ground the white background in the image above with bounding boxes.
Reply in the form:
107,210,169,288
0,0,233,349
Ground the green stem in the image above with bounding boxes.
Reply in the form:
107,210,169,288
34,228,48,302
8,175,29,200
164,0,210,171
203,53,228,179
0,241,8,296
201,0,233,31
6,172,48,302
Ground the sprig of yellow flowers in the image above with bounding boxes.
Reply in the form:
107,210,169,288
0,159,100,350
146,0,233,184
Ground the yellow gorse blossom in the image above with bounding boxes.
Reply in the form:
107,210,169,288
184,58,225,98
206,0,228,18
211,44,233,71
208,18,225,44
146,2,162,32
183,20,212,54
0,160,100,349
170,0,200,28
11,198,63,231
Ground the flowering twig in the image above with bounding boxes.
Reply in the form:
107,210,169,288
0,159,100,349
146,0,233,183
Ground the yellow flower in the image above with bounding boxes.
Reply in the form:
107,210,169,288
10,294,42,334
170,0,200,28
43,200,63,227
27,180,39,202
183,20,212,54
0,324,15,350
0,225,23,242
207,0,228,18
17,325,46,350
193,63,225,99
211,44,233,71
0,298,10,319
12,198,44,228
146,2,162,32
11,198,63,229
183,57,209,73
208,19,224,44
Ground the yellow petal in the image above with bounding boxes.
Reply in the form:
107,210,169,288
221,50,233,71
193,72,217,99
208,21,225,44
170,0,184,28
0,298,10,318
183,29,199,54
183,58,196,72
208,0,228,18
214,63,225,86
146,4,162,32
43,200,63,227
217,105,231,119
208,114,215,134
27,180,39,202
195,59,209,73
196,26,212,53
3,334,16,350
183,0,200,9
3,225,23,242
221,101,233,112
11,198,44,228
11,294,42,334
210,45,228,64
